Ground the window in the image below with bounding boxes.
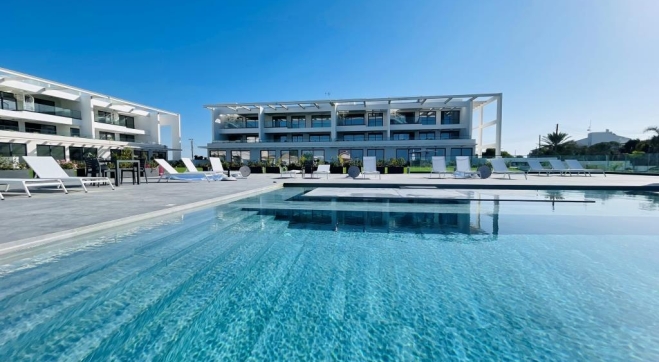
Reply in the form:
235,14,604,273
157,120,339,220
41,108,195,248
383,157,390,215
246,136,259,143
120,134,136,142
261,150,276,164
36,145,66,160
450,148,473,157
70,128,80,137
25,122,57,135
0,119,19,131
309,134,330,142
425,148,446,157
267,116,287,128
440,131,461,139
276,135,287,143
69,147,98,161
419,111,436,125
390,111,415,124
0,142,27,157
367,149,384,161
244,116,258,128
209,149,226,161
441,110,460,125
152,150,167,159
343,133,365,141
408,148,422,166
0,92,17,111
291,134,304,142
99,131,115,140
339,113,365,126
392,133,412,140
118,114,135,128
368,113,383,127
311,115,331,127
367,133,383,141
419,131,435,140
396,149,409,162
97,110,113,124
280,149,299,165
290,116,306,128
301,149,325,163
231,150,250,164
338,149,363,164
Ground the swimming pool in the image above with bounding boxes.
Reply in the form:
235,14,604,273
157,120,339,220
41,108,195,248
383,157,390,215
0,188,658,360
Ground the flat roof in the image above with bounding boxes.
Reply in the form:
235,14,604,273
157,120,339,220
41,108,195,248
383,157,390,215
204,93,501,111
0,67,179,116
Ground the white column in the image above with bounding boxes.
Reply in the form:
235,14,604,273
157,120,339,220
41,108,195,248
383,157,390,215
258,107,265,141
331,105,337,141
478,106,484,157
495,94,502,157
384,108,391,140
79,94,95,139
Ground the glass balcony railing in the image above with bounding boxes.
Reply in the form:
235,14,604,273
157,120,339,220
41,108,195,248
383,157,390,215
32,104,82,119
96,116,135,128
219,120,259,129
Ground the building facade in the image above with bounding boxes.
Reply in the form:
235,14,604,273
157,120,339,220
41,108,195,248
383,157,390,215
0,67,182,162
205,94,502,165
575,129,630,147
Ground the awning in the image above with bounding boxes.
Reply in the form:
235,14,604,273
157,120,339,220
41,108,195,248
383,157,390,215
0,79,44,93
109,104,134,113
91,98,111,108
41,89,80,101
130,109,150,116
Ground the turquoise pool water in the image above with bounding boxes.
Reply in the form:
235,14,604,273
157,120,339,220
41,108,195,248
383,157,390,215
0,189,658,361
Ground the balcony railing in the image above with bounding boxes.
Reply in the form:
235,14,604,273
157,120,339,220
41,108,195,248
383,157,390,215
32,104,82,119
218,120,258,129
96,116,135,129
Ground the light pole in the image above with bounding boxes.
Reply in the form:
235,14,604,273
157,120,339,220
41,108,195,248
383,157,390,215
188,138,194,159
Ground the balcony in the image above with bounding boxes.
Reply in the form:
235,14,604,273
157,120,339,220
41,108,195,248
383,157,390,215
218,120,258,129
32,103,81,119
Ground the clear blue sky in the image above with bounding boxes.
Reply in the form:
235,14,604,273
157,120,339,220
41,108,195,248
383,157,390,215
2,0,657,156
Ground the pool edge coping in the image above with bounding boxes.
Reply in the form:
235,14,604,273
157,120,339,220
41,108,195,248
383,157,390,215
0,183,283,257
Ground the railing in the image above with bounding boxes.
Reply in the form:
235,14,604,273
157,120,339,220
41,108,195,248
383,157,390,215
218,121,258,129
96,116,135,128
32,104,82,119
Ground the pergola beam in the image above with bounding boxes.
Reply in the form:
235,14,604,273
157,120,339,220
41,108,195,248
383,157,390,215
444,98,453,104
313,103,320,109
267,104,277,110
297,103,306,109
279,103,288,110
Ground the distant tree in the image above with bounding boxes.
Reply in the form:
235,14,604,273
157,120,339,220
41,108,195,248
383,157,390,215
643,126,659,152
644,126,659,136
481,148,514,158
542,131,571,153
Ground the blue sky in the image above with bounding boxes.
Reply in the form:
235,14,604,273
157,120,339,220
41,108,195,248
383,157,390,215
2,0,658,156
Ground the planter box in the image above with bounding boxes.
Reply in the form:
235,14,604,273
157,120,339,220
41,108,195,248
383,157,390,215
387,166,405,174
330,166,344,174
376,166,386,174
287,165,301,171
249,166,264,174
76,169,87,177
64,170,77,177
265,167,280,174
0,170,30,179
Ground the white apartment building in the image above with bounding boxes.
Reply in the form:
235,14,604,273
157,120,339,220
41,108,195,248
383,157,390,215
575,129,631,147
0,67,181,161
205,94,502,165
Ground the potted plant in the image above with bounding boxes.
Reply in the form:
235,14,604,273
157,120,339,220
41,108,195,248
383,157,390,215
76,161,87,177
58,160,79,177
386,157,406,174
0,157,30,179
265,158,281,174
247,160,263,174
376,159,386,174
329,157,344,174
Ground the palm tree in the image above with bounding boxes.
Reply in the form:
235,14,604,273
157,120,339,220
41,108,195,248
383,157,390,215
644,126,659,136
644,126,659,152
542,131,571,153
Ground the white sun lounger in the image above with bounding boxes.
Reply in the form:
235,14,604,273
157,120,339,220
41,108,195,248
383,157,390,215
181,158,223,180
454,156,480,178
22,156,114,192
361,156,381,179
489,158,527,180
209,157,241,179
429,156,451,178
566,159,606,177
279,167,301,178
526,160,563,176
314,164,331,179
154,159,212,182
0,178,68,200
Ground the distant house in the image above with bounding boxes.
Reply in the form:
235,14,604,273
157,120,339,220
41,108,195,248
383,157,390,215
575,129,630,147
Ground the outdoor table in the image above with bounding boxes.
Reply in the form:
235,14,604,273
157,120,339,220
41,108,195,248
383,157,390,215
113,159,141,187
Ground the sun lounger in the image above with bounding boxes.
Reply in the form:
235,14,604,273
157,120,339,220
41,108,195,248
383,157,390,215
566,159,606,177
279,167,301,178
526,160,563,176
314,165,330,179
209,157,241,179
361,156,381,179
22,156,114,192
489,158,527,180
454,156,480,178
429,156,451,178
181,158,224,180
154,159,212,182
0,178,68,200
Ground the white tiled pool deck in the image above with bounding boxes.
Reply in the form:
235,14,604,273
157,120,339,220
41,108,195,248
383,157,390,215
0,173,657,251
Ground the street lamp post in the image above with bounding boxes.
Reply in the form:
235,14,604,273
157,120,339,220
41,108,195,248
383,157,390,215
188,138,194,159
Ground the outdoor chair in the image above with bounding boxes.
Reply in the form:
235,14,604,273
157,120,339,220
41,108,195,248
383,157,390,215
315,165,331,179
0,178,68,200
566,159,606,177
154,159,213,182
547,159,572,176
489,158,527,180
526,160,562,176
429,156,451,178
23,156,114,192
361,157,381,179
454,156,480,178
209,157,241,179
182,157,220,180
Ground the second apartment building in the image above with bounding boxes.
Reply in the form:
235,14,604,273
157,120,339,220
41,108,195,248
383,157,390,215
205,93,502,165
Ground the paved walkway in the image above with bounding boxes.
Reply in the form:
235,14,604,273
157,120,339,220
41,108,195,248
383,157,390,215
0,173,657,249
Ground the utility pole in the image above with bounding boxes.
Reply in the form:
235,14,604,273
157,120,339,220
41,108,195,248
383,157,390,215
538,135,541,151
188,138,194,159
